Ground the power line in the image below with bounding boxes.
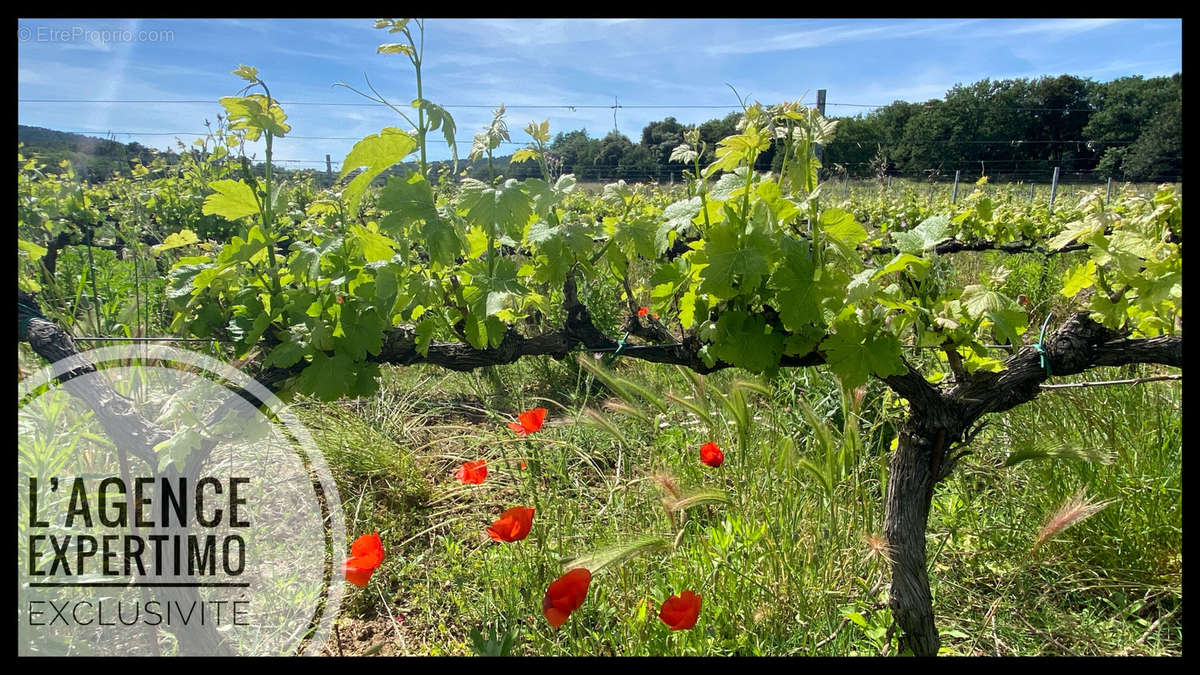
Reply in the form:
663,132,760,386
18,98,763,110
38,129,526,145
18,98,1107,114
35,128,1141,147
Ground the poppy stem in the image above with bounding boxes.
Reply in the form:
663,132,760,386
513,541,533,607
528,459,543,516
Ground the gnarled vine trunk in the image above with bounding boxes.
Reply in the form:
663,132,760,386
19,291,236,656
881,312,1182,656
884,417,954,656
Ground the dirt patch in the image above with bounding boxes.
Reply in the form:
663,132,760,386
321,614,411,657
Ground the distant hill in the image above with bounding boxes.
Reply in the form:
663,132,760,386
18,125,182,182
19,124,558,188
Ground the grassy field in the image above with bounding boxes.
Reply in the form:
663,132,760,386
306,252,1181,656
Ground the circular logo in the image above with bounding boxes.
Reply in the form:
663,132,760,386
17,345,345,656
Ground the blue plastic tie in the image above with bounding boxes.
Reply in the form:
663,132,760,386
1033,313,1054,376
18,299,46,338
604,332,630,366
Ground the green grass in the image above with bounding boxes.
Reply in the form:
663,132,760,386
311,346,1180,656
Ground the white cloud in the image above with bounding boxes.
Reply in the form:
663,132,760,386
705,20,981,55
968,18,1125,39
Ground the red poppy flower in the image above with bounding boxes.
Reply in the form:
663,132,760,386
659,590,702,630
638,306,649,317
342,531,385,587
652,313,660,320
508,407,547,436
542,568,592,628
455,459,488,484
487,506,535,543
336,296,344,304
700,441,724,468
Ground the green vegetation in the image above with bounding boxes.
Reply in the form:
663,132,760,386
303,344,1179,656
827,74,1182,182
16,18,1181,657
19,74,1181,188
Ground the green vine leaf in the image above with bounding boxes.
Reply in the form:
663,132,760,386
707,311,785,374
340,127,419,213
203,180,259,221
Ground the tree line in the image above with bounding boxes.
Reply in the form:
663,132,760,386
824,73,1181,182
453,73,1181,184
20,73,1181,187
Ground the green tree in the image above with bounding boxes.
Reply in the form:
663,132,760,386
1028,75,1096,171
823,114,885,177
1121,99,1182,180
617,144,658,182
594,131,635,181
550,129,602,181
641,117,687,181
1085,74,1182,179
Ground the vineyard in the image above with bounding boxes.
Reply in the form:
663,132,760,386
17,20,1182,657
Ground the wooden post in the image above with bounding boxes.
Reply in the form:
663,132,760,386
952,170,961,204
843,173,849,199
1030,183,1035,203
326,154,333,184
1049,166,1060,213
1106,176,1113,206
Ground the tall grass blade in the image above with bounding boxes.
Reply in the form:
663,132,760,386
667,488,731,513
577,355,668,412
1033,488,1116,552
603,399,653,427
580,407,630,447
665,392,716,428
560,535,669,574
1004,439,1115,467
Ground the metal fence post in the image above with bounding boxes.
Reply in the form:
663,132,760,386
1049,166,1060,213
952,170,961,204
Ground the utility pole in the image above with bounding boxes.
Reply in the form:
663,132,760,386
325,154,333,185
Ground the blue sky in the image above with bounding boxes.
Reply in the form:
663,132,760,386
17,18,1183,170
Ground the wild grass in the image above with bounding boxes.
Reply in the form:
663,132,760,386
311,336,1179,655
